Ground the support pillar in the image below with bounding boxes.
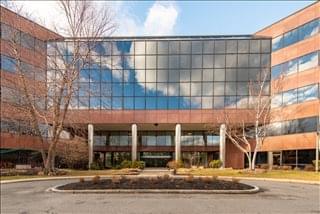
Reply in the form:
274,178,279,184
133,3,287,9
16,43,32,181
88,124,94,169
175,124,181,161
219,124,226,168
131,124,137,162
268,151,273,170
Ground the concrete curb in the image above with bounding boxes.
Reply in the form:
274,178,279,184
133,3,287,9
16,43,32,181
216,176,320,185
47,184,260,194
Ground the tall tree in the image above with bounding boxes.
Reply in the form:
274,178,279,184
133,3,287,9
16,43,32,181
1,1,116,173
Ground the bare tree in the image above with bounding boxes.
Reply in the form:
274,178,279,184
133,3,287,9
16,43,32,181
210,67,283,170
1,1,116,174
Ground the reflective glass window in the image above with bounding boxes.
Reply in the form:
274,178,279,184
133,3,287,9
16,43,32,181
180,55,191,68
146,41,157,54
190,97,201,109
213,96,224,108
191,69,202,81
207,135,220,146
226,54,237,68
271,64,282,79
298,19,319,41
283,89,297,106
203,41,214,54
214,40,225,53
225,82,237,95
169,55,179,68
135,97,145,109
283,58,298,75
238,40,249,53
272,35,283,51
237,82,249,95
203,55,213,68
271,93,282,108
238,54,248,67
202,69,214,81
226,68,237,81
169,41,179,54
180,41,191,54
124,97,134,109
226,40,237,53
237,69,248,81
261,40,271,53
298,84,319,103
146,69,156,82
283,29,298,47
214,83,224,95
214,55,225,68
180,83,190,96
192,41,202,54
169,70,179,82
192,55,202,68
250,40,260,53
135,41,145,54
249,54,260,67
158,55,168,68
298,51,318,72
146,97,157,109
1,55,16,72
158,41,168,54
202,97,213,109
214,69,225,81
168,97,179,109
202,82,213,95
191,83,201,96
297,117,317,133
146,55,156,69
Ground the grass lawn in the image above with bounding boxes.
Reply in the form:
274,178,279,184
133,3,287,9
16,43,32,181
0,169,137,181
177,168,320,182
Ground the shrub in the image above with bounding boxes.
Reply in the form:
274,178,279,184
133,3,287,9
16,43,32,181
167,160,184,169
209,160,222,168
131,161,145,169
119,160,145,169
111,176,120,183
79,177,85,183
312,160,320,168
120,160,132,169
90,161,104,170
260,164,269,170
280,165,292,170
211,175,218,181
92,175,100,184
304,164,315,171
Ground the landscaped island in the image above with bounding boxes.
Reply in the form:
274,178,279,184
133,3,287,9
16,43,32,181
57,175,254,191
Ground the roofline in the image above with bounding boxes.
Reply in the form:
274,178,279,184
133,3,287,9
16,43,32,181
49,35,271,42
0,5,61,38
255,1,318,34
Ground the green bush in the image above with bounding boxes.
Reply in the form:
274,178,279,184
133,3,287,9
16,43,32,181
119,160,145,169
166,160,184,169
209,159,222,168
131,161,145,169
120,160,132,169
90,161,104,170
312,160,320,168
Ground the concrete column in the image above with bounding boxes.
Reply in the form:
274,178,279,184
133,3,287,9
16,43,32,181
268,151,273,170
219,124,226,168
88,124,94,168
175,124,181,161
131,124,137,162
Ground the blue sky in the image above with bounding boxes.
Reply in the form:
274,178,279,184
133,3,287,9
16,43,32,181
115,1,314,35
10,1,315,36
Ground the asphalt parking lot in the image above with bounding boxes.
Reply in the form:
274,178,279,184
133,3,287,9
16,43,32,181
1,178,319,214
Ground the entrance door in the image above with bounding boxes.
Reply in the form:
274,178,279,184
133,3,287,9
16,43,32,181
140,152,172,167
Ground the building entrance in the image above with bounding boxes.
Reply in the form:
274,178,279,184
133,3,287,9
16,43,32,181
140,152,173,167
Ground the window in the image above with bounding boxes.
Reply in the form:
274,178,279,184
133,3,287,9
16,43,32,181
298,19,319,41
180,41,191,54
158,41,168,54
203,41,214,54
192,41,202,54
214,55,225,68
298,52,318,72
272,35,283,51
238,40,249,53
135,41,145,54
271,94,282,108
226,40,237,53
283,58,298,75
226,54,237,68
1,55,16,72
214,40,225,53
298,84,318,103
207,135,219,146
283,89,297,106
297,117,317,133
283,29,298,47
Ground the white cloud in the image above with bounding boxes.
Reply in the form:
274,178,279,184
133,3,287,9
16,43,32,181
143,2,178,36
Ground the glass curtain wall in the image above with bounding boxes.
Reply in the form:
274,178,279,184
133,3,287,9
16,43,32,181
47,37,271,110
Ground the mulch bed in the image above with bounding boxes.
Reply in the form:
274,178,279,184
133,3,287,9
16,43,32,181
58,176,253,190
